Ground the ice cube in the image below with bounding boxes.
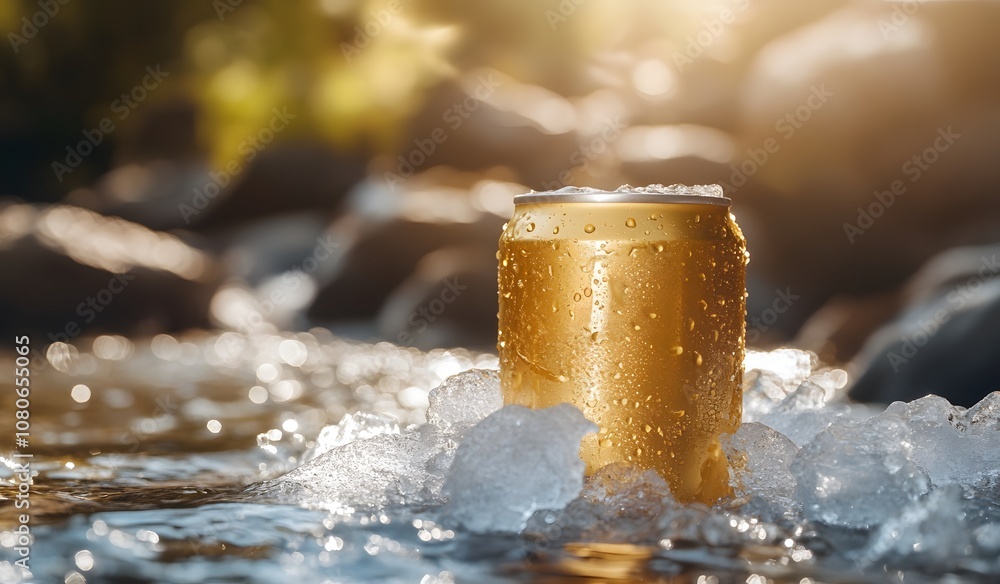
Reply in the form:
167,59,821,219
723,422,798,501
883,394,1000,491
443,404,597,533
525,463,674,543
426,369,503,433
269,424,446,509
744,348,814,390
757,382,838,446
860,485,973,568
305,411,401,462
791,411,930,528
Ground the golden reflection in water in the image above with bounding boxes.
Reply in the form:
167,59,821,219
524,542,673,583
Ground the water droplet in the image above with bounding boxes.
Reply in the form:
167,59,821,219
698,299,709,310
552,226,560,234
584,287,592,297
699,273,707,281
654,244,664,253
584,224,596,233
712,330,720,341
573,292,582,302
649,312,657,319
600,438,614,448
693,352,703,366
687,318,695,331
526,222,535,232
644,424,652,433
625,217,637,228
635,447,643,457
669,346,683,356
694,214,701,223
621,398,629,406
501,259,508,267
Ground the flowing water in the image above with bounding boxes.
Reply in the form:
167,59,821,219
1,332,998,583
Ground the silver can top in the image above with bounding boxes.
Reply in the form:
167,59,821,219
513,184,731,206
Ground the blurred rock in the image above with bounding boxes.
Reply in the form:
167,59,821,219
794,291,902,364
61,99,213,232
849,244,1000,406
308,173,512,349
308,214,504,327
191,140,367,233
615,124,734,190
390,71,581,189
733,1,1000,340
65,160,215,232
115,98,205,165
0,203,220,339
377,245,499,351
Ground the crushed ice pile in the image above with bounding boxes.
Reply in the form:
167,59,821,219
255,349,1000,577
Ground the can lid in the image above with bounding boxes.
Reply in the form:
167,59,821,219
514,184,731,206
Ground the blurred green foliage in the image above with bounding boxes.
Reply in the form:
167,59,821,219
2,0,730,200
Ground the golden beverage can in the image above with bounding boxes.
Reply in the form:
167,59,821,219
497,185,747,503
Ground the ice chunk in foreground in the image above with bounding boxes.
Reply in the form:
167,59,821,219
883,393,1000,491
263,370,503,509
789,392,1000,530
444,404,598,533
305,411,400,462
272,425,444,508
426,369,503,432
723,422,798,502
792,408,931,529
861,485,972,568
524,463,674,543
